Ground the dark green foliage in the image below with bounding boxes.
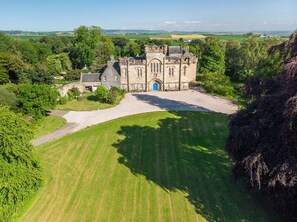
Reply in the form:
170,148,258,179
197,72,235,98
94,85,108,102
90,36,115,72
0,53,10,84
200,37,225,74
0,106,43,221
17,84,59,120
67,87,80,100
0,88,17,110
15,41,39,64
64,69,81,81
226,31,297,221
124,42,141,57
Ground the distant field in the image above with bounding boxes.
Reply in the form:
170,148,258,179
9,33,287,42
171,34,206,40
207,34,249,42
20,111,280,222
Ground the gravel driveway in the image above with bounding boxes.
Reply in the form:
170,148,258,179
32,91,238,146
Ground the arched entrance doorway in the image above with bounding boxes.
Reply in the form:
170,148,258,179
153,82,159,91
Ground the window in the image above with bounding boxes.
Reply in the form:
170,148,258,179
103,76,107,81
123,68,127,77
183,66,187,76
115,76,118,81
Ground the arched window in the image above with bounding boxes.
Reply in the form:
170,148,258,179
169,68,171,76
140,68,142,77
183,66,187,76
151,63,153,72
172,68,174,76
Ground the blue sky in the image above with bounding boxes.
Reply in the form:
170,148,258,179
0,0,296,32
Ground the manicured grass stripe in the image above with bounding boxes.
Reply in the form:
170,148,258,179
20,112,281,222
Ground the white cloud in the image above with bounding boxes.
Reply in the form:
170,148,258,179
183,21,201,24
164,21,177,25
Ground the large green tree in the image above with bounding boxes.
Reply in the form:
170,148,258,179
90,36,115,72
0,106,43,221
200,37,225,74
17,84,59,120
73,26,102,68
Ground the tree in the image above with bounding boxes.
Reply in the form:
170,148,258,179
15,41,39,64
90,36,115,72
225,31,297,220
200,37,225,74
73,26,102,68
17,84,59,120
225,40,242,81
0,106,42,221
0,53,10,84
124,42,141,57
0,33,14,53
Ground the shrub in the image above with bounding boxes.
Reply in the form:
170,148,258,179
67,87,80,100
106,90,118,104
17,84,59,120
0,87,17,110
94,85,108,102
197,72,236,99
0,106,43,221
59,96,68,105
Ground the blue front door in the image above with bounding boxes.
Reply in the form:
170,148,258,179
153,83,159,91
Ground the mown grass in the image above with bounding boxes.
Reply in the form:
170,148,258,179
56,95,123,111
20,111,280,222
34,115,66,138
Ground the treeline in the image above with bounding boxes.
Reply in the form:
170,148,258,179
188,36,285,98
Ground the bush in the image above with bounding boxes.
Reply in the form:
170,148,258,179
0,106,43,221
17,84,59,120
106,90,118,104
94,85,108,102
0,87,17,110
67,87,80,100
197,72,236,99
59,96,68,105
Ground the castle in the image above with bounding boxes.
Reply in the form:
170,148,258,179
80,45,197,92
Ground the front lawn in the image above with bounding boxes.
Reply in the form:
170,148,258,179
21,111,280,222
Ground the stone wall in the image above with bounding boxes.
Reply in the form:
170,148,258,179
58,82,101,97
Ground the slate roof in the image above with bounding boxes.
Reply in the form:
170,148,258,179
168,46,182,55
81,73,100,82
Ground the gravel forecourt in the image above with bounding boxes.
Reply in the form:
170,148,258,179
32,91,238,146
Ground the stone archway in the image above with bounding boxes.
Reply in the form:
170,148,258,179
149,79,163,91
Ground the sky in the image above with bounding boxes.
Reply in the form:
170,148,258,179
0,0,296,32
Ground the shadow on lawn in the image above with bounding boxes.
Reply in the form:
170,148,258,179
112,108,279,221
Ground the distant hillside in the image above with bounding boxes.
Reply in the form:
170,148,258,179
0,29,293,38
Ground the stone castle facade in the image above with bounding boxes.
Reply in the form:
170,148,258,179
80,45,197,92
